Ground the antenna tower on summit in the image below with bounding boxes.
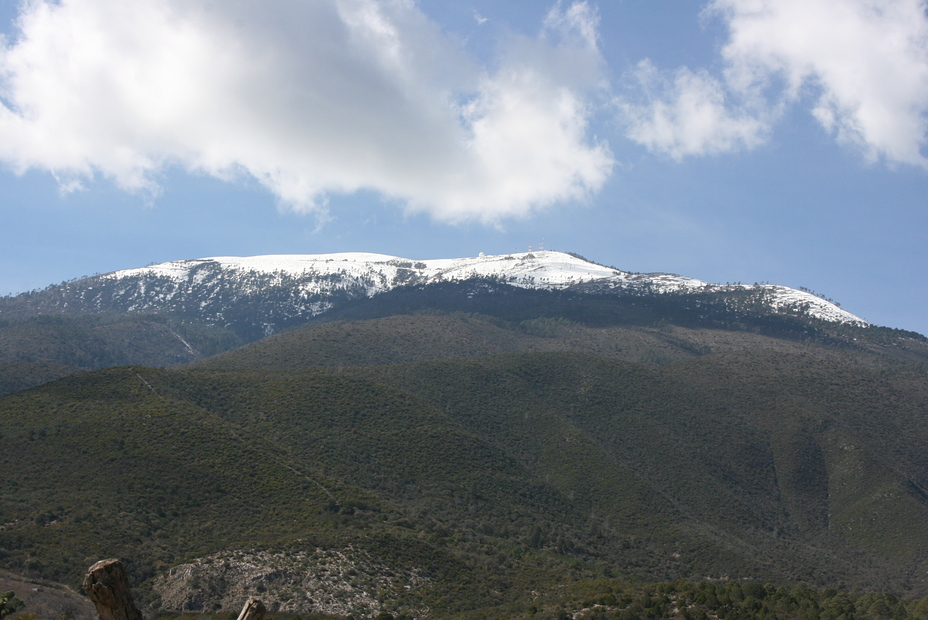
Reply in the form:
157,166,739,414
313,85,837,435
539,238,545,251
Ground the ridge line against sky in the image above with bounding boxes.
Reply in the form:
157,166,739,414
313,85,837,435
1,0,927,336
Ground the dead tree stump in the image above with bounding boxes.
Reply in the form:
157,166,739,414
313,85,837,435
236,597,266,620
82,559,143,620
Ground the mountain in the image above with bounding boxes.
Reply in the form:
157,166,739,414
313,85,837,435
3,250,928,618
2,349,928,618
0,314,242,371
189,312,924,374
0,362,83,399
5,250,922,393
0,250,868,341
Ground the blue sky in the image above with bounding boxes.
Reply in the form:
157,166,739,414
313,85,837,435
1,0,927,335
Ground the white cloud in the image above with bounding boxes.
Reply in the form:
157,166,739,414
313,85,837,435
621,60,767,159
620,0,928,167
0,0,613,223
713,0,928,167
543,0,600,49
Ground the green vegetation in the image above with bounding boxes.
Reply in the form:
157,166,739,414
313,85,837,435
0,592,24,620
5,275,927,381
194,311,928,375
2,275,928,618
2,344,928,616
136,581,928,620
0,314,242,370
537,578,928,620
298,280,895,344
0,363,83,398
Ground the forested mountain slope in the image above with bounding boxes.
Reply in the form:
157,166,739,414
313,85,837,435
192,311,928,372
2,348,927,617
3,251,928,619
2,252,926,397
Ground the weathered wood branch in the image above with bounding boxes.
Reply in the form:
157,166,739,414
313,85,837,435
82,559,143,620
236,597,266,620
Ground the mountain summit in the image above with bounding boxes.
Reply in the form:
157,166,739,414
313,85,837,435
3,251,864,335
2,249,897,379
109,250,863,323
3,252,928,615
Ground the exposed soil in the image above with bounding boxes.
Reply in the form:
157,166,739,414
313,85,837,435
0,570,95,620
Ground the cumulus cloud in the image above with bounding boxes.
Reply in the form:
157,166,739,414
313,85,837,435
0,0,613,222
621,60,767,159
620,0,928,167
714,0,928,166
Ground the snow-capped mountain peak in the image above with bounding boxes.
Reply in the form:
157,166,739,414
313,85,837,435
103,250,865,327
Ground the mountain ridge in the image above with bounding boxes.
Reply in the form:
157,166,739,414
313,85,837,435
1,250,924,398
3,252,928,618
0,251,866,334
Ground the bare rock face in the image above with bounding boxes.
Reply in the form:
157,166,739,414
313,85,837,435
152,548,429,618
236,597,266,620
82,560,143,620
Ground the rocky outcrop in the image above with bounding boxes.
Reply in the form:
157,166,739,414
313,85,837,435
151,548,429,618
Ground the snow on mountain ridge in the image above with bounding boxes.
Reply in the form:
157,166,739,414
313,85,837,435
104,250,866,326
113,251,620,289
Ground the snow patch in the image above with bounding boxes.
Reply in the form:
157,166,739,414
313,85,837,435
102,251,867,326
